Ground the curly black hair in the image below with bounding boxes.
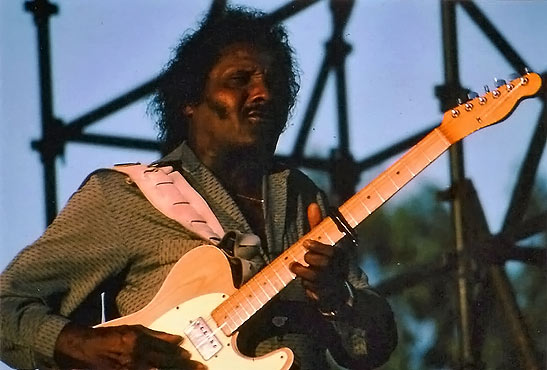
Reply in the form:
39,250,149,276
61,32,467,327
149,6,300,153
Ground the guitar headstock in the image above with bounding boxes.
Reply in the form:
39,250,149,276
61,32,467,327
439,72,542,144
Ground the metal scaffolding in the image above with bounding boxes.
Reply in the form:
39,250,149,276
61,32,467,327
24,0,546,368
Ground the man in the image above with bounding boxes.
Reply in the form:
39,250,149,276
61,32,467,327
1,7,396,370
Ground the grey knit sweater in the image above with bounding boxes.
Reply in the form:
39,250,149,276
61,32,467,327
0,144,396,369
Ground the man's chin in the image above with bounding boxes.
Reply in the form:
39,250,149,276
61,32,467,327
228,135,278,156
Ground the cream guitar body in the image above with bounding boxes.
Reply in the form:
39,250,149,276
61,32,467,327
98,246,294,370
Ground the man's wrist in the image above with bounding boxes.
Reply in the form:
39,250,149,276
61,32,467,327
54,323,95,368
317,280,354,319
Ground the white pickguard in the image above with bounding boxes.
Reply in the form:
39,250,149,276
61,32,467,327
149,292,294,370
98,246,294,369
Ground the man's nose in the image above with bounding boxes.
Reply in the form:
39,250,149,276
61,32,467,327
248,76,271,103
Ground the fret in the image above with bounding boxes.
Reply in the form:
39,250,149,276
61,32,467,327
244,280,265,306
240,286,260,312
343,209,359,227
263,270,281,293
308,224,325,241
239,297,257,316
271,264,288,287
237,299,253,318
372,185,385,201
212,305,233,328
423,133,449,160
323,220,345,246
347,194,373,221
404,162,416,176
375,175,399,200
390,164,414,188
357,186,384,213
256,276,278,298
222,299,247,327
406,141,433,175
286,247,305,267
228,296,251,321
432,127,451,147
406,152,429,176
212,307,237,335
314,224,336,245
358,198,373,215
387,171,405,189
285,248,302,264
418,133,436,163
275,259,296,281
422,149,434,162
222,319,237,334
387,174,400,190
248,278,270,304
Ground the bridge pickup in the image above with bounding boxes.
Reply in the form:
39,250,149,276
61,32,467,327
184,317,223,360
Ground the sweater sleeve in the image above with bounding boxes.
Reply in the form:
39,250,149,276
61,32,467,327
0,172,130,369
327,260,398,369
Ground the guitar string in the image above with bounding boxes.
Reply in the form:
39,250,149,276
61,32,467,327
184,270,282,351
182,76,533,357
187,124,456,353
191,316,231,350
187,126,446,352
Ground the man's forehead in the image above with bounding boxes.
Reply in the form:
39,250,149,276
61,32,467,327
215,42,276,68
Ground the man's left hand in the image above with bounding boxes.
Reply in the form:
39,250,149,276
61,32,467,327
289,203,350,311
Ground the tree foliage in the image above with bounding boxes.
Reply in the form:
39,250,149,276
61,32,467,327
354,182,546,370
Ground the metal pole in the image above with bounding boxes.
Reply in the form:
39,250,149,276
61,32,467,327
24,0,59,226
439,2,479,368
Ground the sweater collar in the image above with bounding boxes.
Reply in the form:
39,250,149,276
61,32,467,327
156,141,290,256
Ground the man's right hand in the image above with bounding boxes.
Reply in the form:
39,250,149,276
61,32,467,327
54,323,206,369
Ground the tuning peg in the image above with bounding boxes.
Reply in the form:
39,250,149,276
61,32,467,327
467,91,479,100
494,78,506,88
508,73,520,80
484,85,490,93
457,98,463,105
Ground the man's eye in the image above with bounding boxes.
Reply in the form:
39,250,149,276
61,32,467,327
228,74,249,84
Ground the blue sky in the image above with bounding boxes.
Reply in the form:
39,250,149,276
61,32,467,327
1,0,546,280
0,1,546,369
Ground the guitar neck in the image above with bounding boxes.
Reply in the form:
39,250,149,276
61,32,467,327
212,127,451,335
210,72,542,336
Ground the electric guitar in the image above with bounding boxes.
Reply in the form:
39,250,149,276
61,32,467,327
98,72,542,369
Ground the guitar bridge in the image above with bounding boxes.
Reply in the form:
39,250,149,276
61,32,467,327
184,317,223,360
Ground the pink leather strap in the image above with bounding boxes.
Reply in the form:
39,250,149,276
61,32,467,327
113,164,224,244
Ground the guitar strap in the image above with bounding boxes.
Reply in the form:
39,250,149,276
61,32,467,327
113,164,225,245
112,164,262,284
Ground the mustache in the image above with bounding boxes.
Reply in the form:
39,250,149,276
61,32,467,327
243,103,277,118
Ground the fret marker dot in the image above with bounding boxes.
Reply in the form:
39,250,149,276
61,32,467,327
367,195,371,199
396,171,400,175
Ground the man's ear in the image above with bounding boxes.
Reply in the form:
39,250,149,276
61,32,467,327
183,105,194,117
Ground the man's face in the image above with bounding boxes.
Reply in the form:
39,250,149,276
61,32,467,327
186,43,290,158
